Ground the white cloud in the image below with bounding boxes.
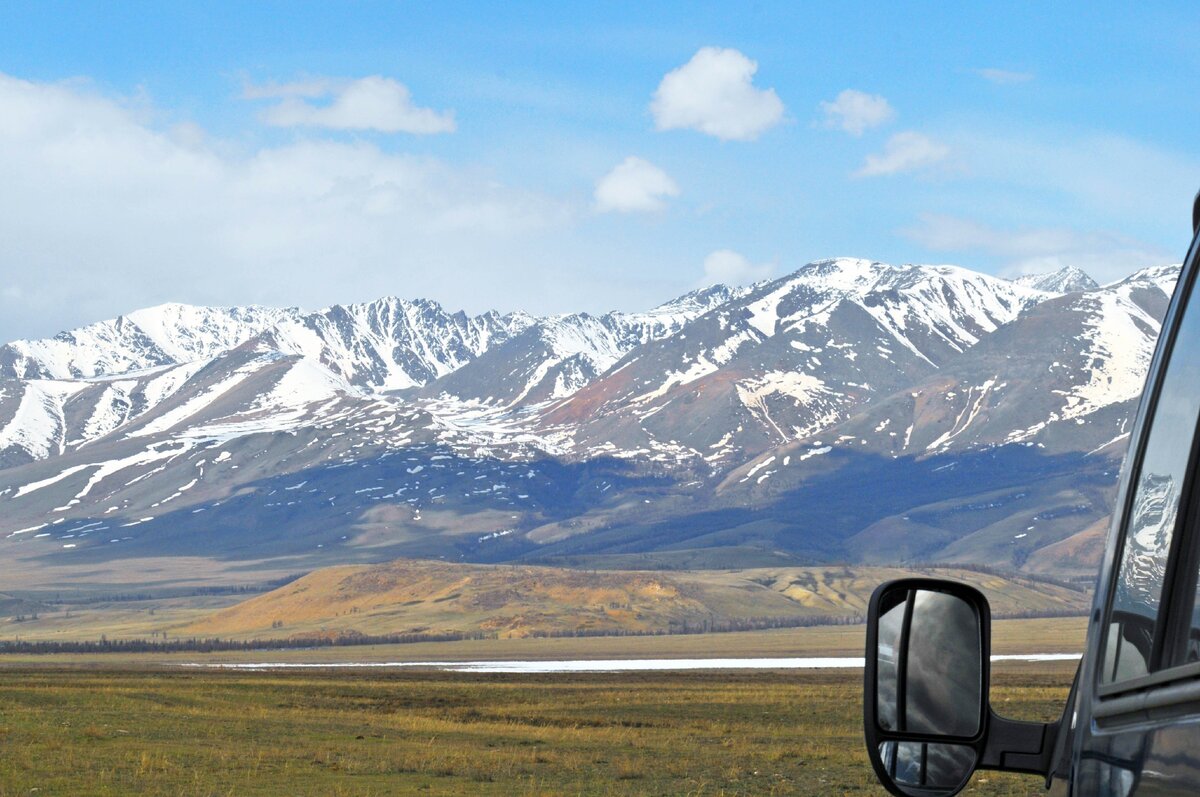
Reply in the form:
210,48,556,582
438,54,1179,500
976,68,1034,85
0,72,569,342
856,131,949,177
819,89,894,136
699,249,773,286
594,157,679,213
904,214,1174,282
650,47,785,141
255,75,455,134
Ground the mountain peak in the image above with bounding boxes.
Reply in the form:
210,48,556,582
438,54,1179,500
1114,263,1183,296
800,257,886,278
646,283,745,319
2,303,297,380
1013,266,1099,294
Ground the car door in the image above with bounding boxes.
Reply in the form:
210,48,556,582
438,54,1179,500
1071,225,1200,795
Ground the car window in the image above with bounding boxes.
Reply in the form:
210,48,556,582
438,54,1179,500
1100,273,1200,685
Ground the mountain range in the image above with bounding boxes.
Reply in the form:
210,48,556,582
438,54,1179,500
0,259,1179,590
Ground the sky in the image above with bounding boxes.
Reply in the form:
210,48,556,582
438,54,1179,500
1,1,1198,342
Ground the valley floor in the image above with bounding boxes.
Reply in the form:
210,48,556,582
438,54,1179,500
0,661,1075,796
0,619,1087,795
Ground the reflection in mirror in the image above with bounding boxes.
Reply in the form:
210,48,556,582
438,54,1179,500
876,589,982,738
1106,277,1200,682
877,590,904,733
878,742,977,796
1102,613,1152,682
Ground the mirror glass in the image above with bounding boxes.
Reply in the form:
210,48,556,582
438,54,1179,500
876,588,982,738
878,741,977,795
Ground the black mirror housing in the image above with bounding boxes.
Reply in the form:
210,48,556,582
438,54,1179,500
863,578,1060,796
864,579,991,796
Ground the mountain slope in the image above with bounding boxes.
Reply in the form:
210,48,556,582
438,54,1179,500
0,259,1182,586
695,264,1178,574
423,286,742,408
544,258,1053,464
733,263,1175,467
261,298,531,391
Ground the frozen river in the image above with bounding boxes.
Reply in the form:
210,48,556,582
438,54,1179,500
182,653,1080,673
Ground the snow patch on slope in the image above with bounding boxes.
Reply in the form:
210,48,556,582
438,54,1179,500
0,381,84,459
1061,286,1161,418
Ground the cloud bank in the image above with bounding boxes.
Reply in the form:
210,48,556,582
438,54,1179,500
0,73,564,342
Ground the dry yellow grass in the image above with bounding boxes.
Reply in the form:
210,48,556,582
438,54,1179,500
180,560,722,639
170,559,1088,642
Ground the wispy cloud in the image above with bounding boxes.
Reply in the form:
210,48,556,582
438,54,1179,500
241,77,335,99
856,132,949,177
650,47,784,141
819,89,894,136
251,75,455,134
698,249,774,286
594,156,680,213
903,213,1173,281
976,68,1035,85
948,128,1200,233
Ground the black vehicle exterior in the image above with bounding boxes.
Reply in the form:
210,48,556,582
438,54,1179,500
863,191,1200,797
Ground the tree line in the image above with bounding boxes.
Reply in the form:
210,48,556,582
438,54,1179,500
0,630,488,655
0,604,1087,655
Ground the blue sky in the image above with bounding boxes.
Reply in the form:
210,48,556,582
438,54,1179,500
1,2,1198,341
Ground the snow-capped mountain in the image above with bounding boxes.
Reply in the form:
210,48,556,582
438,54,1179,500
545,258,1055,463
0,298,533,392
778,263,1172,460
727,263,1176,494
0,258,1183,586
425,285,745,407
260,298,537,392
0,303,297,381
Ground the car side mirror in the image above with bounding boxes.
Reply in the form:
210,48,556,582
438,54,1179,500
864,578,1060,796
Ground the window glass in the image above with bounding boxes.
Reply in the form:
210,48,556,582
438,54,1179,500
1101,276,1200,684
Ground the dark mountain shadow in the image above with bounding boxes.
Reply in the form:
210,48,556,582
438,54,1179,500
520,445,1118,563
27,446,672,568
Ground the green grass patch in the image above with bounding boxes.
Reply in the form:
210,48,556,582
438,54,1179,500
0,663,1074,796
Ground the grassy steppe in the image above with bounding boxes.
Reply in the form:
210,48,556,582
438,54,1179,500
0,662,1074,796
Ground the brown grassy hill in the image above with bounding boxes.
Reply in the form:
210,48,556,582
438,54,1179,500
1022,516,1110,576
180,560,1091,641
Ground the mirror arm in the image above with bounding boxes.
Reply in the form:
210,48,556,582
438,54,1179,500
977,711,1059,776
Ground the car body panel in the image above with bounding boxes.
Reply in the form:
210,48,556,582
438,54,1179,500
1070,222,1200,795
